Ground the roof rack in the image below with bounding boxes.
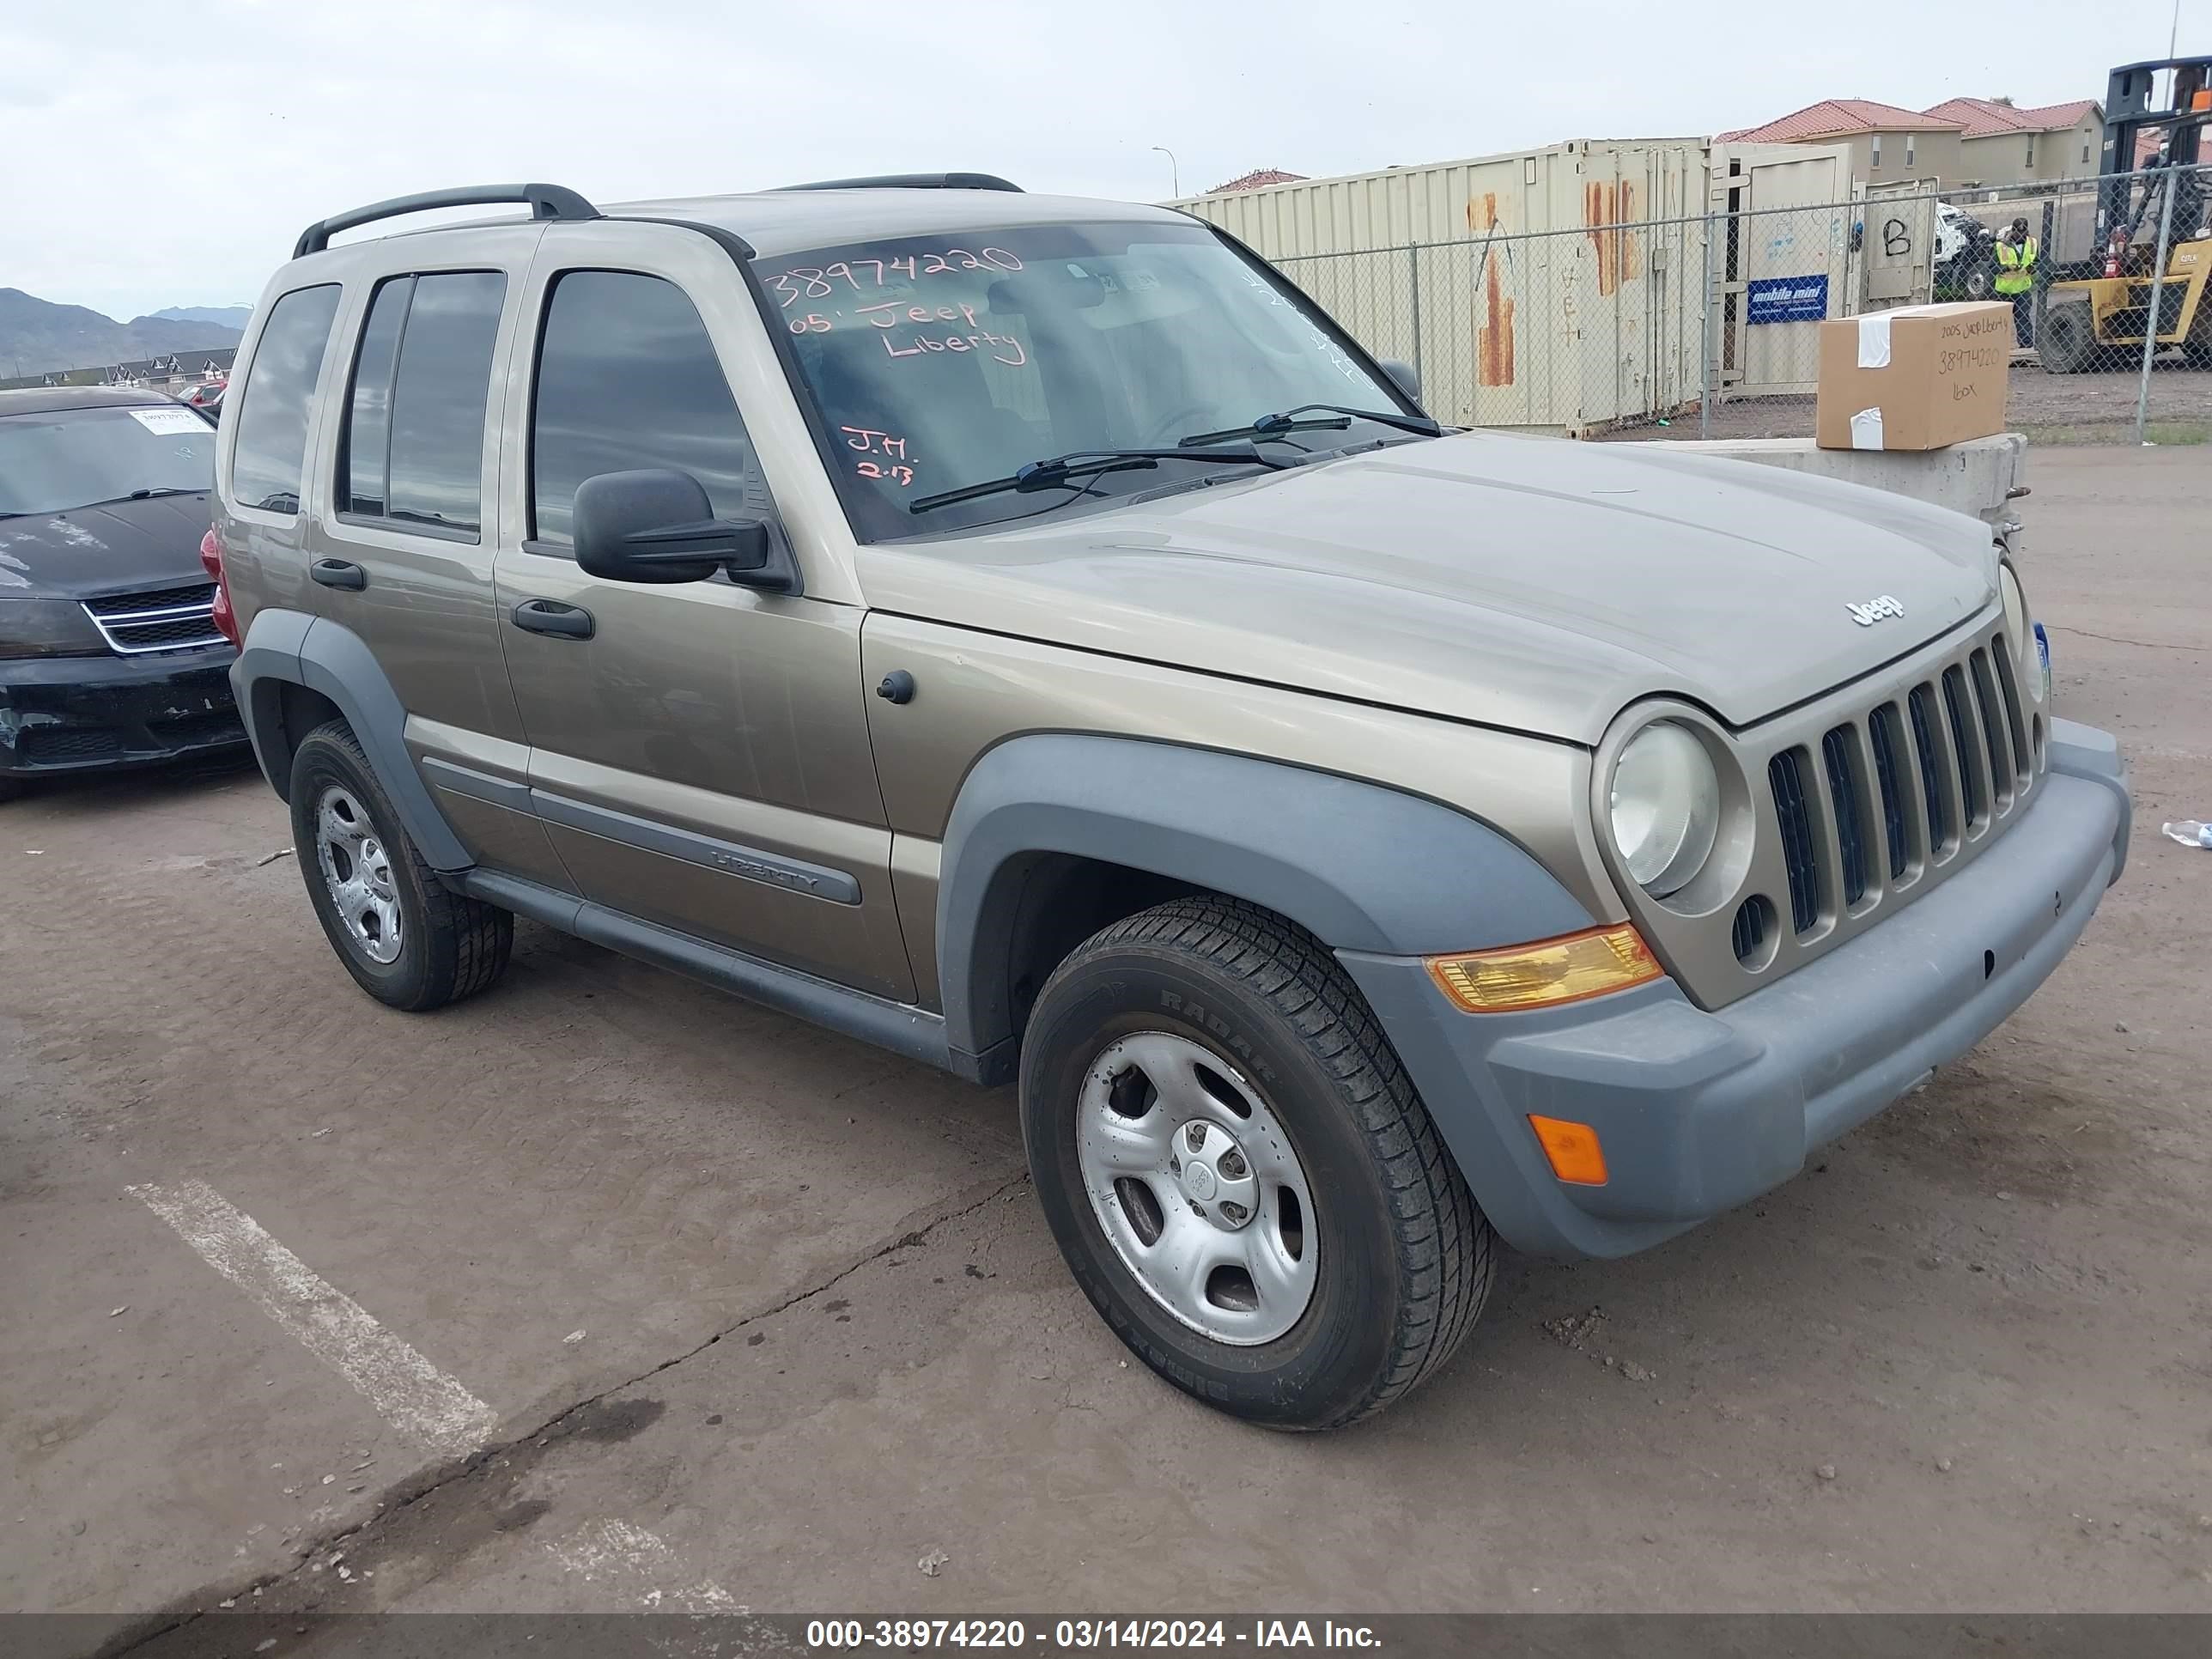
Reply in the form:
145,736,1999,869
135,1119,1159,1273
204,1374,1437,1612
769,173,1023,193
293,183,600,259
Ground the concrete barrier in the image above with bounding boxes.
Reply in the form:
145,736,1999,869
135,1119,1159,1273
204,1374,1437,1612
1640,434,2027,537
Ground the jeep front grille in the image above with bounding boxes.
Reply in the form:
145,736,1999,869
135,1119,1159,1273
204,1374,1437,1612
1768,748,1820,933
1612,611,2048,1011
82,582,225,655
1765,636,2033,939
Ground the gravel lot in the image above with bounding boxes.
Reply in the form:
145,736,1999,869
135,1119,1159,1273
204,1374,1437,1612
3,448,2209,1647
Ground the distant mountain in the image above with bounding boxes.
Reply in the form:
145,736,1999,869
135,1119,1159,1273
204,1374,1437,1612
147,305,253,329
0,289,244,379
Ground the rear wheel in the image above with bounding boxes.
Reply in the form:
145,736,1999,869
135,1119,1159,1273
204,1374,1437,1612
1020,896,1493,1430
289,720,512,1011
2038,303,2096,374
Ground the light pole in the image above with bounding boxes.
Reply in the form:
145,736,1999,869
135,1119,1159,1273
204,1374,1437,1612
1152,145,1181,198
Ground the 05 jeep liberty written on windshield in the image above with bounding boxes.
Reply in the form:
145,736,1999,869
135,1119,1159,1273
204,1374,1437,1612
212,177,2130,1429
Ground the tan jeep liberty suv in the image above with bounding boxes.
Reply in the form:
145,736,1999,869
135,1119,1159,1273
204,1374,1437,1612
211,177,2131,1429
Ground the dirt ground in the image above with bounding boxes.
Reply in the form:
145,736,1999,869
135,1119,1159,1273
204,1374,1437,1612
3,449,2210,1650
1611,361,2212,443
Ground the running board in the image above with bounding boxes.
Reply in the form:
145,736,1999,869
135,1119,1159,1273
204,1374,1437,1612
459,870,955,1075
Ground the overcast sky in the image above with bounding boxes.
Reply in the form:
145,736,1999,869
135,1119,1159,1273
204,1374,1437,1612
3,0,2197,321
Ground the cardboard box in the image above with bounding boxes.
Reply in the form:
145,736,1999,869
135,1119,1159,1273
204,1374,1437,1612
1815,301,2014,452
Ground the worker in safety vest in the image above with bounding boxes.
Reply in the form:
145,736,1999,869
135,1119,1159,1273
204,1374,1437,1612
1995,217,2037,348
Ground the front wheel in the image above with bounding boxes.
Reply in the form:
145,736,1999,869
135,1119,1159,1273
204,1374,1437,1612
1020,897,1493,1430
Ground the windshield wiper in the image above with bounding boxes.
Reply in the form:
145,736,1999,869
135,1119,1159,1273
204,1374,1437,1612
1178,404,1442,447
908,444,1285,516
78,486,207,508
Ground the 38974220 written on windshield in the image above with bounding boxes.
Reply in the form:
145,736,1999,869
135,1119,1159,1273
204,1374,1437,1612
763,222,1397,538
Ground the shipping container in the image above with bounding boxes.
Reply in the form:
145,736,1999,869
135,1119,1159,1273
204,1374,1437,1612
1172,138,1855,432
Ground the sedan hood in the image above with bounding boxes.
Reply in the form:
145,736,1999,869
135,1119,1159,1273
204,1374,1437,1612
0,492,216,599
859,432,1998,744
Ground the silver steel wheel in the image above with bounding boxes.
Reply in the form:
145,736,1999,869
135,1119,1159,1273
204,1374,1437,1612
313,785,403,965
1075,1031,1318,1346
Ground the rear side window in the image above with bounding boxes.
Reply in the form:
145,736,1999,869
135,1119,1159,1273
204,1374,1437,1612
529,270,764,548
338,270,506,538
230,284,340,513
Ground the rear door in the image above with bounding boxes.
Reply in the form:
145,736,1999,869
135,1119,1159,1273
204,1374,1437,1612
304,229,572,889
489,223,913,1001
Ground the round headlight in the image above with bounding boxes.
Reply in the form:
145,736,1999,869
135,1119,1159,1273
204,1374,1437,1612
1999,563,2028,661
1609,721,1721,898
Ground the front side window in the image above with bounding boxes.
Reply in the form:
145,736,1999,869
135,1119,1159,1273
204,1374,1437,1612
338,270,506,538
529,270,763,548
765,222,1418,538
230,283,341,513
0,404,215,518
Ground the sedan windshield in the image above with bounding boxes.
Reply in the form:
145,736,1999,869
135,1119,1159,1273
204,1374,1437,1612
766,221,1426,538
0,404,216,518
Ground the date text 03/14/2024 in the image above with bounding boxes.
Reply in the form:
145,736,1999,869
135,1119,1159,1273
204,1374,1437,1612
801,1618,1382,1649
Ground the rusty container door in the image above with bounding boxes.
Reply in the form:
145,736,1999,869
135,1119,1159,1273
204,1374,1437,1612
1174,139,1715,433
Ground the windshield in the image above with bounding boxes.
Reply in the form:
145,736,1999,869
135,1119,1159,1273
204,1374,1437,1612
766,221,1422,538
0,404,216,518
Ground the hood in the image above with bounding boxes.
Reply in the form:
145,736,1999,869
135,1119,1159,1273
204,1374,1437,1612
858,433,1998,744
0,492,216,600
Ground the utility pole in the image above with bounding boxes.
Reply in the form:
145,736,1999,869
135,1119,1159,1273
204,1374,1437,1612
1152,146,1180,198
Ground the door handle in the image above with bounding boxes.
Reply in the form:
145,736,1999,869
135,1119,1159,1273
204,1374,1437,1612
509,599,595,639
310,558,367,591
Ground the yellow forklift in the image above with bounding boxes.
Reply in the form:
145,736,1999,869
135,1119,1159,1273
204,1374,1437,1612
2039,55,2212,372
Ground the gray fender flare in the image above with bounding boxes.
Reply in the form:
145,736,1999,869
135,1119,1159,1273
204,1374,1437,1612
935,733,1594,1075
230,608,472,872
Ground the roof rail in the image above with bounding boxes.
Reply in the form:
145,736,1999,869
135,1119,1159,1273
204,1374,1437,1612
769,173,1023,193
293,183,600,259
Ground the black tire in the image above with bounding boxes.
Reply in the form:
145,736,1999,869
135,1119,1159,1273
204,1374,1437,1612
2039,304,2095,374
1958,260,1996,303
0,774,21,804
289,720,511,1011
1020,896,1493,1430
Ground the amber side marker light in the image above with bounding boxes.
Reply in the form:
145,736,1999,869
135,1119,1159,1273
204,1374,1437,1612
1425,924,1663,1013
1528,1115,1609,1185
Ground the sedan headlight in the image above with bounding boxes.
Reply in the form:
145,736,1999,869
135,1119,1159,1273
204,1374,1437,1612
0,597,107,659
1608,720,1721,898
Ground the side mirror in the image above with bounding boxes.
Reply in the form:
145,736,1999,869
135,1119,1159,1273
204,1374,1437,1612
1379,358,1421,404
572,469,793,591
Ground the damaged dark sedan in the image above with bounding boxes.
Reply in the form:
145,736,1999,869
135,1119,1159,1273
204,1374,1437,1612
0,386,244,799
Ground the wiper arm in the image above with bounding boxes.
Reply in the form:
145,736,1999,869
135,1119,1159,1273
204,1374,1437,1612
908,444,1285,516
1179,404,1443,447
78,486,207,508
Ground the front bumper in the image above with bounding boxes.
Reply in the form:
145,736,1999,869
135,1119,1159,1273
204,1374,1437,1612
0,645,245,779
1340,718,2130,1259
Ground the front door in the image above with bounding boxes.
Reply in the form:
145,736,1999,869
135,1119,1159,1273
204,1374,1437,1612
491,234,914,1002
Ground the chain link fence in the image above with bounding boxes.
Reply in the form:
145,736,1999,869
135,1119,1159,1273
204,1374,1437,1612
1266,162,2212,447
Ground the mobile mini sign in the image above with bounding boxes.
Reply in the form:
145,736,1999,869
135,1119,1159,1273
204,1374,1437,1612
1747,275,1830,325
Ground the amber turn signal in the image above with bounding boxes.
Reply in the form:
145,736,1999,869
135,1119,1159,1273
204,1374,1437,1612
1425,924,1662,1012
1528,1115,1608,1185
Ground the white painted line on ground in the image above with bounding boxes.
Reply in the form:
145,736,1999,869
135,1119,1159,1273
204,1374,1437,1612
128,1176,498,1457
546,1517,742,1612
